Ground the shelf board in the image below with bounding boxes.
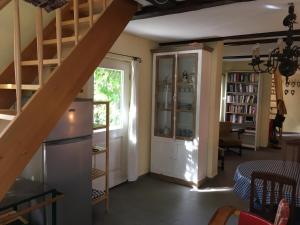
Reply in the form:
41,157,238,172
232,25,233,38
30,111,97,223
93,124,107,130
176,136,193,140
92,168,105,180
242,144,256,149
230,122,256,126
158,108,172,111
157,82,172,86
226,102,256,106
92,189,107,205
227,92,257,95
227,81,258,85
243,132,256,136
177,82,194,86
176,109,193,112
155,134,172,138
92,146,106,155
226,112,255,116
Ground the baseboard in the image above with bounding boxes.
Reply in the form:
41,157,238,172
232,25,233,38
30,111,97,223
282,132,300,136
150,172,206,188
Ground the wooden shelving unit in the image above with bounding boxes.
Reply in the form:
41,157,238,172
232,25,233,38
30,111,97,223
92,101,109,211
225,71,259,149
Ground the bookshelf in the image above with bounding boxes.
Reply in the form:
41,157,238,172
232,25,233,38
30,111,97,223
225,71,259,148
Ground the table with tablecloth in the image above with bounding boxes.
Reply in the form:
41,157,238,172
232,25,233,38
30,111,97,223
233,160,300,207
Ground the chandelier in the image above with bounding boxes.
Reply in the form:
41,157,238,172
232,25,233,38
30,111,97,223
250,3,299,82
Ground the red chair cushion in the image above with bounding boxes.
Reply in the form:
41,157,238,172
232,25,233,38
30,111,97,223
238,211,273,225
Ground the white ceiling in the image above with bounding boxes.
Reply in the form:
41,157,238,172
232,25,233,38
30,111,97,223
126,0,300,43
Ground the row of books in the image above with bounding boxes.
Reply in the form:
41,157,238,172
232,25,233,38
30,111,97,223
227,105,257,115
228,72,258,83
227,115,256,124
227,83,258,93
227,95,257,104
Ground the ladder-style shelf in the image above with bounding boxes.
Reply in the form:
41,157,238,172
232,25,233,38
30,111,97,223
92,101,109,211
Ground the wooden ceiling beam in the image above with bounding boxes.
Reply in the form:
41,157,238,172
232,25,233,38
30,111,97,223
225,36,300,46
133,0,254,20
159,29,300,46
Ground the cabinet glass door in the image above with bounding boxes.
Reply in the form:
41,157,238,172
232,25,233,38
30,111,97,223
154,55,175,138
175,53,197,140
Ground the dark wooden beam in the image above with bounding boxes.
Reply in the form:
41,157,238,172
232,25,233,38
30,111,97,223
223,54,268,60
225,36,300,46
145,0,177,9
159,29,300,46
133,0,254,20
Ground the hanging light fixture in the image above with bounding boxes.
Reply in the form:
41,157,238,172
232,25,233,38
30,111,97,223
250,2,299,82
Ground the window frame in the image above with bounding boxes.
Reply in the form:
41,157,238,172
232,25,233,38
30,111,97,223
93,66,125,132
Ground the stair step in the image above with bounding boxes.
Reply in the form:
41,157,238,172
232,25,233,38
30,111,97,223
0,110,16,120
71,2,89,10
43,36,82,45
0,84,40,91
61,13,101,26
21,59,59,66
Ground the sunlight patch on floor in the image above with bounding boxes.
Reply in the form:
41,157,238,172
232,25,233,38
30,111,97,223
190,186,233,193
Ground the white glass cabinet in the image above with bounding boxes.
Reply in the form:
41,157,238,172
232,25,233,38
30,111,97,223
151,45,212,186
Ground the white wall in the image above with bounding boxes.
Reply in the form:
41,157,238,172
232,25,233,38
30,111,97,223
282,71,300,133
205,42,224,178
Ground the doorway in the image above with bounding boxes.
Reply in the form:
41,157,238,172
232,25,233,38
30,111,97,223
92,57,131,188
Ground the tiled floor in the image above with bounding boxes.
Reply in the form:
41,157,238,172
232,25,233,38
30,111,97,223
93,148,282,225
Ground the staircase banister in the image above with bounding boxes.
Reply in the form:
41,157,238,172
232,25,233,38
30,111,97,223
0,0,138,200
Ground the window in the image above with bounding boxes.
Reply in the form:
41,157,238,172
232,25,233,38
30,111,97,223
93,67,124,130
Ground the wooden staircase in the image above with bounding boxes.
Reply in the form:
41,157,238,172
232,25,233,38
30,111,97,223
0,0,137,200
269,70,287,137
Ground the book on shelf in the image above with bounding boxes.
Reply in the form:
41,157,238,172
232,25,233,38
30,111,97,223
227,105,256,115
226,95,257,104
228,114,244,124
227,83,258,93
227,72,258,83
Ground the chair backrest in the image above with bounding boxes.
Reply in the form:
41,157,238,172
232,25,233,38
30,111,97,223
219,121,232,137
274,199,290,225
250,172,296,224
238,211,273,225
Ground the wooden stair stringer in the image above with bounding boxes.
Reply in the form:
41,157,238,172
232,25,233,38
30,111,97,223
0,0,137,200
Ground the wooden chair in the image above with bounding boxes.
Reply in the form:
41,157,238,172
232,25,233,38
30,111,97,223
250,172,297,224
208,206,273,225
218,148,225,171
219,122,243,156
209,199,290,225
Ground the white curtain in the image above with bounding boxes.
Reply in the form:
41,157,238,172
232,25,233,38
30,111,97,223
127,59,139,181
